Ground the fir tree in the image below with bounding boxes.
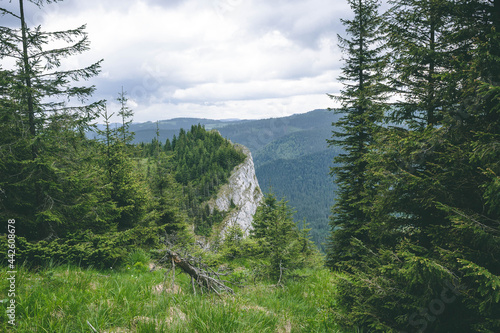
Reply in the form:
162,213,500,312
386,0,452,127
326,0,387,268
0,0,104,239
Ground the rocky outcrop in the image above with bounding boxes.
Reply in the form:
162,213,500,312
208,143,263,236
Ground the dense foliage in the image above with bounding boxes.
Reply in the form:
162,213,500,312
328,0,500,332
0,1,249,267
250,193,318,282
139,124,246,236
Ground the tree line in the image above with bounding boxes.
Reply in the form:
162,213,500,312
139,124,246,236
327,0,499,332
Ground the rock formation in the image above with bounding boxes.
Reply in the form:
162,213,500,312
208,143,263,236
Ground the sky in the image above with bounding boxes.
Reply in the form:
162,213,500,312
2,0,353,122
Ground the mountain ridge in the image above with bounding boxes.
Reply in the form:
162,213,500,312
123,109,341,250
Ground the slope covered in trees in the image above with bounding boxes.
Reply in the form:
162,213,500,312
256,150,337,251
109,109,341,251
138,124,247,236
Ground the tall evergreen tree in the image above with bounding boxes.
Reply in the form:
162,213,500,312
386,0,452,127
0,0,104,239
326,0,387,268
328,1,500,331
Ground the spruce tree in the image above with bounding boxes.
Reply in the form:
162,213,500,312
386,0,452,127
148,122,190,241
97,104,148,231
251,193,312,282
117,87,134,144
328,1,500,331
326,0,387,268
0,0,104,239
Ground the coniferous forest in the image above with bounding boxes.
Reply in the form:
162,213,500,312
1,0,499,332
327,0,499,331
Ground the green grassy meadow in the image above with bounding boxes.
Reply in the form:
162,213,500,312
0,262,345,333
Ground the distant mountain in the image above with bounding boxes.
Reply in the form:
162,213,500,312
122,109,341,251
88,118,250,143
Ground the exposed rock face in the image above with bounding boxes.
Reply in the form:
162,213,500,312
209,143,263,235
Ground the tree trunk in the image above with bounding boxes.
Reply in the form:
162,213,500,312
160,249,234,295
19,0,36,156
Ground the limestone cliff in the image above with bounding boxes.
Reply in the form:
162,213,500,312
208,143,263,235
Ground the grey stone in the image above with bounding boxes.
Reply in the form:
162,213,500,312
208,143,263,236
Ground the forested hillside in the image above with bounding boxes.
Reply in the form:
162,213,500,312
138,124,247,236
119,109,341,251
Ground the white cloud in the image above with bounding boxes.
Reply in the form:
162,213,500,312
20,0,350,121
171,71,341,102
133,93,339,122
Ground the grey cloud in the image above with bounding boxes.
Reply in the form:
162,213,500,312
2,0,349,120
237,0,351,49
1,0,44,28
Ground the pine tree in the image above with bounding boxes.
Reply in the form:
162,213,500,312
386,0,452,127
251,193,313,282
326,0,387,268
0,0,104,239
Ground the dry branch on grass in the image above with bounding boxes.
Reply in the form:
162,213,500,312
158,236,234,295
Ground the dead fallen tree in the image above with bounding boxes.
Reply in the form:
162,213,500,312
158,236,234,296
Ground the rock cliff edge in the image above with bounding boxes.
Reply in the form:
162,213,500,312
208,143,263,235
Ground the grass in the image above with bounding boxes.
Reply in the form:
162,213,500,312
0,263,345,332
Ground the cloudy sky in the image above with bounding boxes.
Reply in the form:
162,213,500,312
4,0,353,122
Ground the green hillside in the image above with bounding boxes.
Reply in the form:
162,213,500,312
1,124,327,331
124,109,342,250
253,128,332,164
256,150,338,251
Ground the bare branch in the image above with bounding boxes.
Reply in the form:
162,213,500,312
159,236,235,295
0,7,21,19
